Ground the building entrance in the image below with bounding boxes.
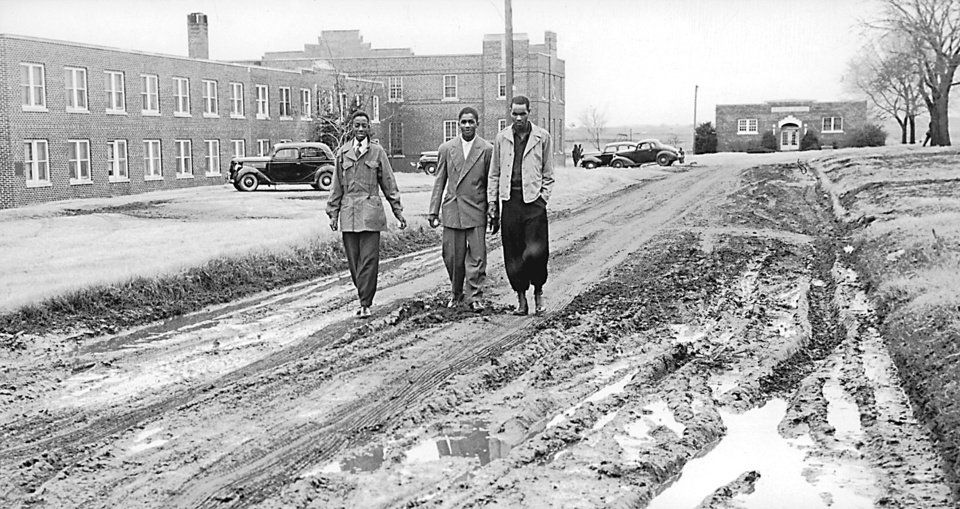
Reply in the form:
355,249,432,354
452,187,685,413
780,125,800,151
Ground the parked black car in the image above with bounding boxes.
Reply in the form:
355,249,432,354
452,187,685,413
580,139,683,168
228,142,335,192
412,150,439,175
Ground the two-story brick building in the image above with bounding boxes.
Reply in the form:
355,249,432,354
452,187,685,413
254,30,566,169
715,100,867,152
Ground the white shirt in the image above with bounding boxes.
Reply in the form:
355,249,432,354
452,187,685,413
352,137,369,157
461,136,475,160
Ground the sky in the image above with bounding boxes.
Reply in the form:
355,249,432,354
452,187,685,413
0,0,879,126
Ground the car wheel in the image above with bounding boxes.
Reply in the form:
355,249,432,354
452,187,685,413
584,161,597,169
611,160,624,168
236,173,259,192
316,171,334,191
657,154,673,166
424,163,437,175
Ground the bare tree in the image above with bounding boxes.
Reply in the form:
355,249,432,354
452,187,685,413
878,0,960,146
847,36,924,144
578,106,608,150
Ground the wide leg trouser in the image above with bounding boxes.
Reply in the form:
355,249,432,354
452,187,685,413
501,191,549,293
342,231,380,307
442,225,487,301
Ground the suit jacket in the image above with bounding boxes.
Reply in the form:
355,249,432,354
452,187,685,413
326,140,403,232
428,136,493,229
488,122,555,204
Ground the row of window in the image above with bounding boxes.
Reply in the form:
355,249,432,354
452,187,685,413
20,138,286,187
736,117,844,134
385,72,564,102
20,62,382,121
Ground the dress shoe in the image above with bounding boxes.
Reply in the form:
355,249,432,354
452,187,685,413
513,292,529,316
447,295,464,308
358,306,372,319
534,291,545,314
469,300,485,312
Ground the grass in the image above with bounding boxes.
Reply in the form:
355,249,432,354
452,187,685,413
0,226,440,339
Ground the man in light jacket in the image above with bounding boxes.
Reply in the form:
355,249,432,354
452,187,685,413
428,106,494,311
487,95,555,315
327,111,406,318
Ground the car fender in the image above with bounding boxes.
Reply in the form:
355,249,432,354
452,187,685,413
610,155,635,167
235,166,272,185
656,150,677,162
580,155,602,166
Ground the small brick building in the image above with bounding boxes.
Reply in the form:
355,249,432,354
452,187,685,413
715,100,867,152
255,30,566,169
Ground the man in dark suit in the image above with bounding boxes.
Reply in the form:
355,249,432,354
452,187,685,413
428,107,494,311
327,111,406,318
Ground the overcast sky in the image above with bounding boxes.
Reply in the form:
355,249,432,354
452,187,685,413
0,0,877,126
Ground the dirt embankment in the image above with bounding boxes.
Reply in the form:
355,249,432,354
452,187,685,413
1,149,957,508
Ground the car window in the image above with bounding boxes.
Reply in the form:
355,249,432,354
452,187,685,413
639,143,652,151
274,148,298,159
301,148,321,158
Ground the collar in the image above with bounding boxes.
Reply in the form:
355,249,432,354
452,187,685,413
352,137,368,154
512,121,532,136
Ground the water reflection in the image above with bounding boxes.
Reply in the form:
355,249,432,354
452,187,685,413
405,426,510,466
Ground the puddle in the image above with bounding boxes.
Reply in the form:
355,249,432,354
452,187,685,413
547,368,639,428
404,426,511,467
647,398,875,509
616,400,686,457
822,364,863,448
667,324,706,344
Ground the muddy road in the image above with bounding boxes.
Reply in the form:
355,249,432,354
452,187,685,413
1,156,956,508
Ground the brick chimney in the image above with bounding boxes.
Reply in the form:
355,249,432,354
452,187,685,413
187,12,209,60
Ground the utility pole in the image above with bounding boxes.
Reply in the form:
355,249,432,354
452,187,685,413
693,84,699,153
505,0,514,107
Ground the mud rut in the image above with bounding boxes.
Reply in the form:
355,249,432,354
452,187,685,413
1,161,956,508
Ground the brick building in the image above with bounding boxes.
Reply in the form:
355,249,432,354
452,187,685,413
0,14,377,209
715,100,867,152
254,30,566,169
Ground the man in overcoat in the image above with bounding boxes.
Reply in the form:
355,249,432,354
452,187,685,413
327,111,406,318
487,95,555,315
427,106,494,311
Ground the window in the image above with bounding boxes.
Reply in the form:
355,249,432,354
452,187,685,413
174,77,191,116
443,120,458,142
20,63,46,110
499,119,507,132
202,79,218,117
175,140,193,177
541,73,547,100
24,140,50,186
498,73,506,99
141,74,160,115
257,139,271,156
737,118,758,134
68,139,92,183
105,71,125,113
231,139,246,158
143,140,163,180
65,67,88,112
230,82,244,118
558,77,564,102
443,75,458,100
372,95,380,123
279,87,292,117
300,88,312,119
256,85,269,118
107,140,129,181
822,116,843,133
389,122,403,156
204,140,220,176
388,76,403,102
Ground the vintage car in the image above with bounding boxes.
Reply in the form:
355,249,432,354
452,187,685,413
228,142,335,192
412,150,439,175
580,139,683,168
578,141,639,169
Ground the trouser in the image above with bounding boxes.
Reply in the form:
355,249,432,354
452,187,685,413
442,225,487,301
501,189,549,293
342,231,380,307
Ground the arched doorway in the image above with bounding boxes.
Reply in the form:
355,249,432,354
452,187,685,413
780,124,800,151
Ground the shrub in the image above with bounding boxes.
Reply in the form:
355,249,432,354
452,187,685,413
843,124,887,147
800,130,821,151
761,130,778,151
694,122,717,154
